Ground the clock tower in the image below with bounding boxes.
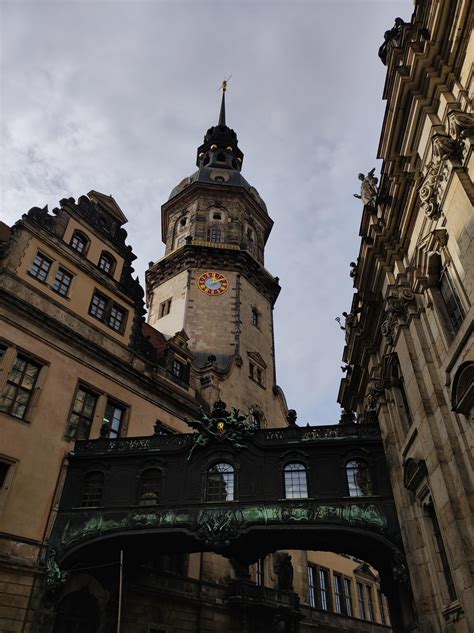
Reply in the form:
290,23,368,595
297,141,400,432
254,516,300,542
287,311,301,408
146,89,287,427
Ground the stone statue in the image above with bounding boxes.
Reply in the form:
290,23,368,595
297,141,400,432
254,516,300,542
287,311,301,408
354,168,378,208
287,409,297,426
273,553,294,591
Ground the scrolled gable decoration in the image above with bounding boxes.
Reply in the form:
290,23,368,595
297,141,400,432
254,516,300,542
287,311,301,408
418,133,464,220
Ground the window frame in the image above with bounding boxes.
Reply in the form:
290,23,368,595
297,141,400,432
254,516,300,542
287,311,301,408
345,459,372,497
98,251,116,276
52,266,74,297
439,266,466,333
308,565,332,611
80,470,105,508
159,298,172,318
283,461,309,499
65,384,99,440
0,353,42,421
205,462,235,502
103,399,126,439
138,468,163,506
69,230,90,256
29,251,53,283
89,290,128,334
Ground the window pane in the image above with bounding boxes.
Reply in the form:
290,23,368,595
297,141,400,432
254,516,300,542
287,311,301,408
53,268,72,296
139,469,162,505
108,304,125,331
346,460,372,496
99,253,115,274
30,253,52,282
90,293,107,319
0,356,40,420
206,463,234,501
66,387,97,440
440,269,465,331
284,463,308,499
0,462,10,488
81,472,104,507
104,401,124,438
334,574,342,613
71,232,88,254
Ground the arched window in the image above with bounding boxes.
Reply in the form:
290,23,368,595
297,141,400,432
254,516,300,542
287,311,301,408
81,471,104,508
208,227,222,243
70,230,89,255
346,460,372,497
284,462,308,499
98,251,116,275
206,463,234,501
138,468,163,505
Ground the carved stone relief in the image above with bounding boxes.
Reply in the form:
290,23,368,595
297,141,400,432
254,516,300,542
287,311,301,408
380,286,416,346
419,133,464,219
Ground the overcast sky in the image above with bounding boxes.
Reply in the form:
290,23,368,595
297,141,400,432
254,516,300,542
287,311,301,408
1,0,413,425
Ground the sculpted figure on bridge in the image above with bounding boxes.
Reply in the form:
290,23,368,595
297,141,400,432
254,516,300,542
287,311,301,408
185,400,255,460
273,552,294,591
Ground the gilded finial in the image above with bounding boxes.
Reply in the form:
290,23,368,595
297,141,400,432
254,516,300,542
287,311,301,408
220,75,232,93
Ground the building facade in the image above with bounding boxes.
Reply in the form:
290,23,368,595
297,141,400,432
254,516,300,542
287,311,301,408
339,1,473,632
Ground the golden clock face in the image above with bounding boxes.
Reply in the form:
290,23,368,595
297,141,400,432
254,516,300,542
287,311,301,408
198,271,229,295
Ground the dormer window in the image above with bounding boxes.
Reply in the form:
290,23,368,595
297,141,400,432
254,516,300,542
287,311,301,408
98,252,116,275
70,230,89,255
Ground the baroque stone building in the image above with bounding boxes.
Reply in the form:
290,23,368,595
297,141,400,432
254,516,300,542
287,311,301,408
339,1,474,632
0,0,472,632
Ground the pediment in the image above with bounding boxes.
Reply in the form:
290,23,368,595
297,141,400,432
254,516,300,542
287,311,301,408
88,190,128,225
247,351,267,368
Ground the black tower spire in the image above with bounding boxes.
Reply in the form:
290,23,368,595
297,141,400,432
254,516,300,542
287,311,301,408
196,80,244,171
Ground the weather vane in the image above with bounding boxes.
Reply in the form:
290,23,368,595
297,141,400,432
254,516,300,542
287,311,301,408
219,75,232,93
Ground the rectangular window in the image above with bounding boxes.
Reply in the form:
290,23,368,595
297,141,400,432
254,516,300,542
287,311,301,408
366,585,375,621
256,558,264,587
309,566,332,609
440,268,465,332
65,386,98,440
0,462,10,489
0,355,41,420
52,267,73,297
357,582,366,620
29,252,52,283
89,291,127,334
343,577,353,616
334,573,343,614
159,299,172,318
249,362,255,380
378,590,387,625
104,400,125,439
169,358,189,386
427,502,457,602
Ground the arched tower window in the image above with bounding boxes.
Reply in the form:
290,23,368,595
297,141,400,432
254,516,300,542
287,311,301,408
346,460,372,497
284,462,308,499
81,471,105,508
206,463,234,501
98,251,116,275
138,468,163,505
70,230,89,255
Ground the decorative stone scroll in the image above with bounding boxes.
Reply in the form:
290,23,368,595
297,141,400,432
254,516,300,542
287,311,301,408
419,133,464,219
380,286,416,346
448,110,474,141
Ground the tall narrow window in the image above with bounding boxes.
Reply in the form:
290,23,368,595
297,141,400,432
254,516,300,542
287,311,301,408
308,566,331,610
439,268,465,332
378,590,387,624
0,462,11,489
29,252,52,283
251,308,259,328
98,252,116,275
159,299,172,318
366,585,375,621
108,304,125,332
427,502,457,602
343,577,353,616
284,462,308,499
334,573,344,614
256,558,265,587
103,400,125,439
81,471,104,507
0,355,41,420
52,267,73,297
138,468,162,505
208,227,221,243
206,463,234,501
346,460,372,497
357,582,366,619
65,386,97,440
70,230,89,255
